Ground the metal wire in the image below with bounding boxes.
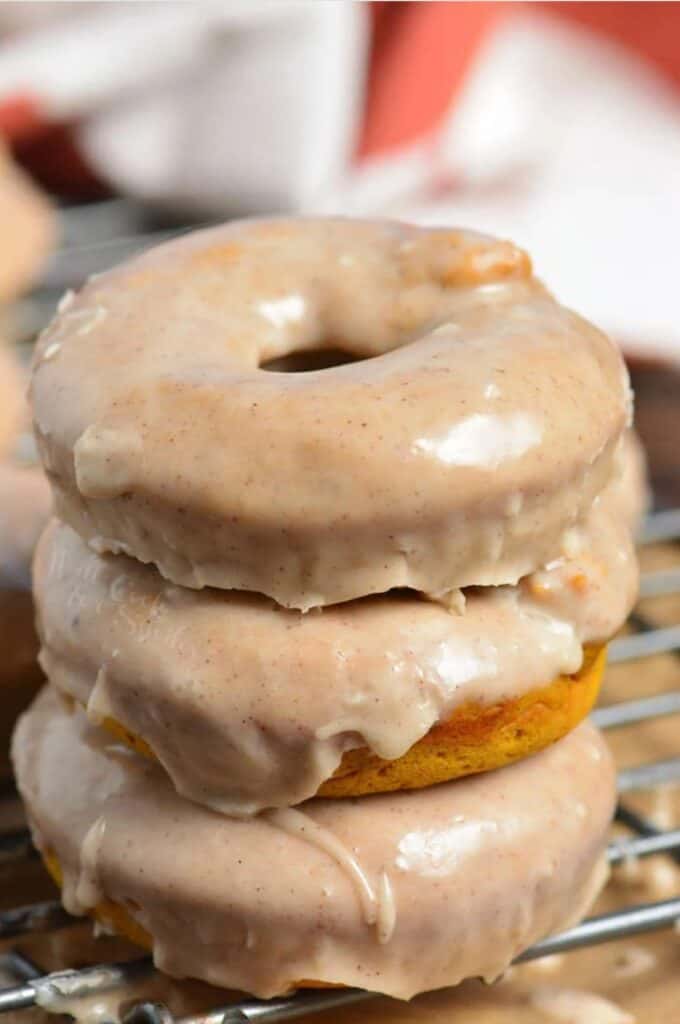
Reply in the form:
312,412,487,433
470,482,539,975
617,758,680,793
608,625,680,663
608,829,680,864
2,896,680,1023
615,805,680,864
0,551,678,1019
0,901,74,942
639,508,680,545
0,829,37,867
592,691,680,729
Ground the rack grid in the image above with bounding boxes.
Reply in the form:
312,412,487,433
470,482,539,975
1,203,679,1023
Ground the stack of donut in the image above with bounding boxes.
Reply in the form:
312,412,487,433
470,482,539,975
14,220,640,1000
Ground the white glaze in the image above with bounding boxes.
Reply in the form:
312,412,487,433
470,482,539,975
31,218,630,609
13,688,615,1000
34,485,636,815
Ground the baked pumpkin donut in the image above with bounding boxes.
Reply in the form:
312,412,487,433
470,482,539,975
34,458,635,814
0,143,54,303
99,645,604,802
31,219,631,609
13,687,615,1000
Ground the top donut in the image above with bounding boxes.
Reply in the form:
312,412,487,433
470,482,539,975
31,218,631,609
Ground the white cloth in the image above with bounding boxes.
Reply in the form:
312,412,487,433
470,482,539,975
0,2,368,212
0,3,679,357
323,13,680,361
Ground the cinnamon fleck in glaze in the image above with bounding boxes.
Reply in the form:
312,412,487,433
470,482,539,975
31,219,631,608
34,461,636,814
13,688,615,1000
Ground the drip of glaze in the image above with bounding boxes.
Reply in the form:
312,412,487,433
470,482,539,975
76,816,107,909
35,986,125,1024
265,808,397,943
376,870,396,944
265,808,377,923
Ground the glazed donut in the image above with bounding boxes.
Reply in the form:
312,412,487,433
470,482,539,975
13,687,615,1000
34,464,635,813
31,219,631,609
0,144,54,303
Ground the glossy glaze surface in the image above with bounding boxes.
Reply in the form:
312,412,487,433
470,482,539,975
13,688,615,1000
35,468,636,814
31,219,630,608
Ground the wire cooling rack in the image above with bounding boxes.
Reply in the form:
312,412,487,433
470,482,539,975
1,201,679,1022
0,518,677,1024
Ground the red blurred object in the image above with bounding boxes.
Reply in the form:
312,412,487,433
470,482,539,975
358,2,506,158
12,121,110,201
358,1,680,160
0,94,108,200
0,92,43,141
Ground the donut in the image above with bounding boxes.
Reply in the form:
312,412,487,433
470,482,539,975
0,144,54,303
34,461,636,813
31,219,631,609
13,687,615,1000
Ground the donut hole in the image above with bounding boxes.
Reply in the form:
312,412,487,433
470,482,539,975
260,347,359,373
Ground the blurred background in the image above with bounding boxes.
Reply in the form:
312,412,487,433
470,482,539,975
0,0,679,498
